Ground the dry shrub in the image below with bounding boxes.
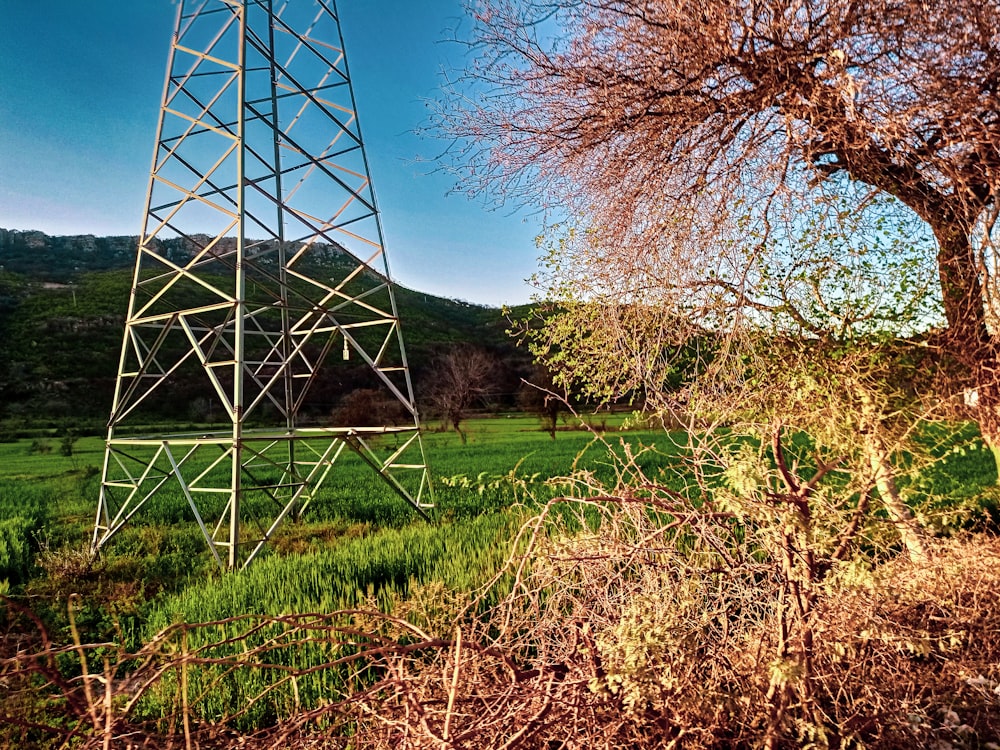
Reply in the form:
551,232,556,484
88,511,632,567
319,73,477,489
814,535,1000,748
345,500,1000,749
3,499,1000,748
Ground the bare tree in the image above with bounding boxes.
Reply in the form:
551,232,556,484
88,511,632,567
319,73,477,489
517,364,567,438
330,388,408,427
424,346,500,443
447,0,1000,462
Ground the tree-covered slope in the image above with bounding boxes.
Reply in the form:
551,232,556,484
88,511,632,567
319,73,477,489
0,229,531,427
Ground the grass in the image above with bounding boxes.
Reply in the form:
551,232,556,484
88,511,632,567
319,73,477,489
1,416,993,604
0,416,675,602
0,436,105,478
0,415,667,728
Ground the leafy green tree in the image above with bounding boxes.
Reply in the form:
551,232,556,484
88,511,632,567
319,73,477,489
58,429,78,458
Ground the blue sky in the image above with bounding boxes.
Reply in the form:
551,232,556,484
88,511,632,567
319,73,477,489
0,1,543,306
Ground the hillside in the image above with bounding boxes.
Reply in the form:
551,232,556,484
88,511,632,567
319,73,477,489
0,229,533,430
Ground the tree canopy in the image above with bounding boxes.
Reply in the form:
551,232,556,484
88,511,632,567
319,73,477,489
448,0,1000,448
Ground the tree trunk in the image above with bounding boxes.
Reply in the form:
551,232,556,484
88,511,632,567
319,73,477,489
857,390,929,562
968,371,1000,478
451,416,467,444
863,431,930,563
933,221,1000,467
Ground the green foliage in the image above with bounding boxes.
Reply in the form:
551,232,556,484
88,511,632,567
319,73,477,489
0,476,52,586
28,439,52,455
745,187,942,339
0,517,35,585
58,430,78,457
591,589,702,717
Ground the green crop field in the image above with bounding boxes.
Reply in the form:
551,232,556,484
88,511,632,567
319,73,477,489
1,416,995,609
0,415,676,608
0,415,690,728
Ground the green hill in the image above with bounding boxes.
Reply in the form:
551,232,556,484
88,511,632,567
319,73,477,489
0,229,533,432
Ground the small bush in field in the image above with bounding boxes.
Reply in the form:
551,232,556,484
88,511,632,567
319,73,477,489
28,439,51,455
58,430,78,457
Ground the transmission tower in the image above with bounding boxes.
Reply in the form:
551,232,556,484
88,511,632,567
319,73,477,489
92,0,433,570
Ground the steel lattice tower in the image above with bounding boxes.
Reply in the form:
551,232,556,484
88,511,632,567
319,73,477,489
93,0,432,570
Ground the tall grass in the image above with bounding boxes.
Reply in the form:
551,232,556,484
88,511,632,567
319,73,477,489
0,480,56,584
136,511,520,727
144,512,518,632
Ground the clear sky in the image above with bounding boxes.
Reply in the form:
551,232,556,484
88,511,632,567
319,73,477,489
0,1,543,307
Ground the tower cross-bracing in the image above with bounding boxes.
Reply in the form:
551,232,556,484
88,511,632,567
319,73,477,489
93,0,432,570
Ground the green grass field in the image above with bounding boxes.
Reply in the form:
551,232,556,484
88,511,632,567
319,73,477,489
2,415,996,602
0,414,686,727
0,415,676,608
